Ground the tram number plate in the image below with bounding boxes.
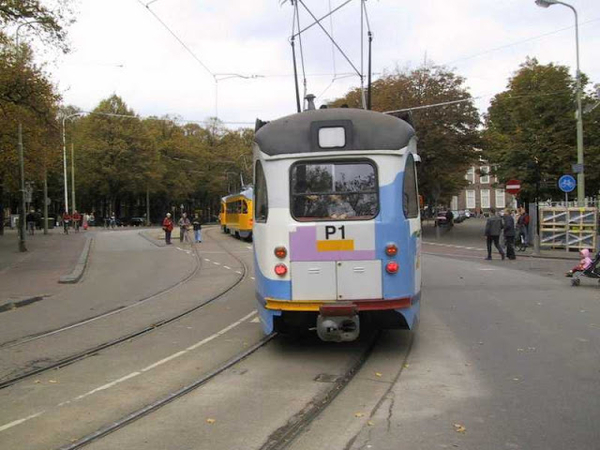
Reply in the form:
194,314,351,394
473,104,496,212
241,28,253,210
325,225,346,239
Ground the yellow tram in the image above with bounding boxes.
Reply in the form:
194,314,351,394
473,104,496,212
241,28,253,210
223,187,253,240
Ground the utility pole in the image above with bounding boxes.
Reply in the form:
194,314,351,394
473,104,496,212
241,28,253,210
71,142,76,213
18,123,27,252
43,164,48,235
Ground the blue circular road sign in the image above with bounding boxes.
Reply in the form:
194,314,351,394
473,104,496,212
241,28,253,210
558,175,576,193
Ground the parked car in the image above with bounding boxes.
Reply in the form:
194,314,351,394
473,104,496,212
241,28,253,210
128,217,146,227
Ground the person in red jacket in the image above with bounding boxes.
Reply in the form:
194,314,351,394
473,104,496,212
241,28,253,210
62,211,71,235
162,213,174,245
72,210,81,232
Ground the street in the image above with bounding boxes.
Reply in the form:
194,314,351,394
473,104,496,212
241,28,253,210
0,223,598,450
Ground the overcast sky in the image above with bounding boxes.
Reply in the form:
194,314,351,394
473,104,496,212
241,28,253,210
40,0,600,127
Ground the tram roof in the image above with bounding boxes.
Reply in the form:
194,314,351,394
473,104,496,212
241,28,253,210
254,108,415,156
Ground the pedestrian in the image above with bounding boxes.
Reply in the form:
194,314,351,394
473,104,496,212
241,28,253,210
503,209,516,260
516,207,530,247
62,211,71,235
73,210,81,232
82,213,89,231
26,209,36,235
110,212,116,229
484,207,505,260
162,213,174,245
192,213,202,243
178,212,191,242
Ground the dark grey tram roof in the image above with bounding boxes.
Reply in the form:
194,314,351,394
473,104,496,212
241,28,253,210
254,108,415,156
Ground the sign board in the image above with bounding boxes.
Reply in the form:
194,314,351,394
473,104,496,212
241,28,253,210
558,175,576,193
505,179,521,195
572,164,583,174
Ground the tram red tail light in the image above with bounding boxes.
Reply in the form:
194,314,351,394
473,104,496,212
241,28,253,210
274,264,288,276
385,244,398,256
274,246,287,259
386,261,399,274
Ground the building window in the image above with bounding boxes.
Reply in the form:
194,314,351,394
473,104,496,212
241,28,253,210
480,166,490,184
495,189,505,208
465,167,475,184
466,190,476,209
481,189,490,208
451,196,458,211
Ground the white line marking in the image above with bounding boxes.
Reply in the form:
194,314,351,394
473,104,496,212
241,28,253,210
223,266,231,270
213,262,221,265
74,372,141,400
250,277,255,280
0,411,45,432
141,351,187,372
246,246,252,249
235,271,242,274
478,268,497,271
250,317,260,323
204,258,210,262
0,311,258,434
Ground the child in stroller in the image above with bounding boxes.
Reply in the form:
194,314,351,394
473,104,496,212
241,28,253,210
566,249,600,286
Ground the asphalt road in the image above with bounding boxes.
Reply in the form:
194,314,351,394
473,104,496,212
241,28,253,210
0,226,598,450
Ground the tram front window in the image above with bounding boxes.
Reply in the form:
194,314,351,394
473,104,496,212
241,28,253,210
291,161,378,221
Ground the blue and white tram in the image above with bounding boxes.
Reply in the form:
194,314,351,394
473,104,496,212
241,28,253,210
252,108,421,342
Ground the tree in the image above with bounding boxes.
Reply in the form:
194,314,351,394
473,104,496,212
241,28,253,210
329,64,481,206
484,58,599,201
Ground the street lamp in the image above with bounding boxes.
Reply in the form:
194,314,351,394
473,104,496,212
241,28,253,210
535,0,585,205
14,20,44,252
61,112,84,215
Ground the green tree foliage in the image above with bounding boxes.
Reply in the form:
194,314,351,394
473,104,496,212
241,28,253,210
330,65,481,205
484,58,599,201
0,0,75,52
68,95,253,222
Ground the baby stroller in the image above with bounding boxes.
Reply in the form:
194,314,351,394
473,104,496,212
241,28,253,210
571,250,600,286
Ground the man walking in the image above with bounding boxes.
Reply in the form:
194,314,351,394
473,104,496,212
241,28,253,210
178,212,191,243
484,208,505,260
503,209,516,260
192,213,202,243
26,209,36,235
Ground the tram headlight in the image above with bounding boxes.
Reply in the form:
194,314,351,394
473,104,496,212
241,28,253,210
385,244,398,257
274,246,287,259
385,261,399,274
274,263,288,276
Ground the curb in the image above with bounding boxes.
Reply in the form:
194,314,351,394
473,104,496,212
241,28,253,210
59,237,93,284
139,230,166,247
422,241,580,261
0,295,46,314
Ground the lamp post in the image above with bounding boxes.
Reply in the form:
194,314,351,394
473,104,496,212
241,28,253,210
14,20,43,252
535,0,585,205
61,112,84,215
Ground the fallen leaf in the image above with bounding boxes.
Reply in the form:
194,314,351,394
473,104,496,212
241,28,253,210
354,412,364,418
48,380,58,384
206,418,216,424
375,372,382,377
453,423,466,433
403,363,410,368
367,421,374,426
513,377,520,381
34,380,41,384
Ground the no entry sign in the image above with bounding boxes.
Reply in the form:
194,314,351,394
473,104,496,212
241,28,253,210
505,179,521,195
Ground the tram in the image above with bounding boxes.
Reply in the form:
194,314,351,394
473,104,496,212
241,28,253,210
223,187,253,240
219,198,227,233
252,107,421,342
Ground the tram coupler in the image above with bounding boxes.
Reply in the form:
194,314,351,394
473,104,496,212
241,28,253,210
317,304,360,342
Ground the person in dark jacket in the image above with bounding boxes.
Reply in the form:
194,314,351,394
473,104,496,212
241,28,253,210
192,214,202,243
484,208,505,260
503,209,516,260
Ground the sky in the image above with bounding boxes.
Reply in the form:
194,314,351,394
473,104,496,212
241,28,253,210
34,0,600,127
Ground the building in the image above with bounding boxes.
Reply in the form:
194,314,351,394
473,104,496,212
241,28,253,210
451,162,517,215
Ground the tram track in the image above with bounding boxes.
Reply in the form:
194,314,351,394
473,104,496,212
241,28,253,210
54,329,413,450
0,228,248,390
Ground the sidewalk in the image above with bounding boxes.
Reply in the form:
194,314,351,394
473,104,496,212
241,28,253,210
422,217,585,260
0,227,88,307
